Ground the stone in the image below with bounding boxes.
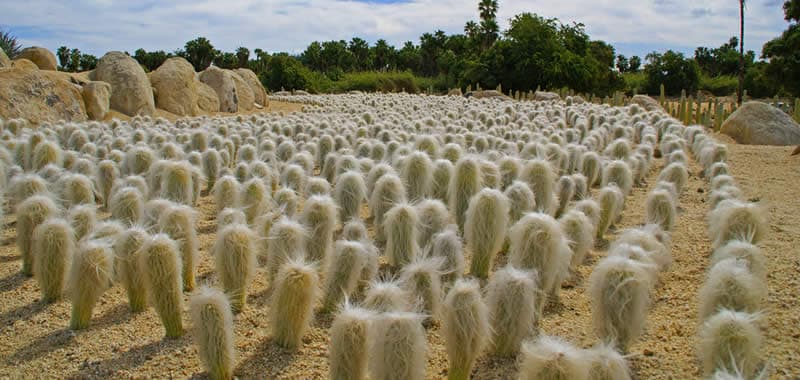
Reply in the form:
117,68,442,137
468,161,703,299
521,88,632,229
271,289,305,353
16,46,58,71
196,79,220,113
630,95,661,111
0,63,87,124
533,91,561,101
12,58,39,71
447,88,463,97
199,66,239,113
0,47,10,69
465,90,510,100
230,71,255,112
82,81,112,121
721,101,800,146
90,51,155,116
234,68,268,106
149,57,200,116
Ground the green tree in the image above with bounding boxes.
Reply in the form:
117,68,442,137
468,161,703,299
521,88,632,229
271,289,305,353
213,52,238,69
301,41,324,71
68,48,81,72
79,54,98,71
179,37,218,71
629,56,642,72
397,41,421,72
478,0,499,51
266,54,317,92
644,50,700,96
370,39,396,71
348,37,371,71
763,0,800,96
57,46,70,70
133,49,171,71
0,27,21,58
616,54,629,72
738,0,746,104
236,47,250,68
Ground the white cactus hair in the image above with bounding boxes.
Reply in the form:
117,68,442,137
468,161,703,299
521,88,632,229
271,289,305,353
401,150,434,201
465,188,510,278
710,240,766,281
560,209,595,268
504,180,535,225
398,255,444,319
585,343,632,380
645,187,677,232
698,309,763,378
428,226,465,284
189,286,235,380
709,200,767,249
322,240,368,312
698,258,767,321
363,279,410,313
441,279,490,380
588,255,652,351
518,335,590,380
213,175,241,215
508,212,571,305
485,265,540,357
334,170,367,223
383,203,420,268
521,158,557,215
414,198,450,250
368,311,427,380
329,301,373,380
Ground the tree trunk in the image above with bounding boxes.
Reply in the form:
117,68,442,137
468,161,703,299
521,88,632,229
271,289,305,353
738,0,745,106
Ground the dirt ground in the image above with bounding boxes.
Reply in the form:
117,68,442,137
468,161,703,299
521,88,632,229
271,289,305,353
0,134,797,379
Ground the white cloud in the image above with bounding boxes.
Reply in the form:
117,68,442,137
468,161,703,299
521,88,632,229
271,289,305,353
0,0,787,59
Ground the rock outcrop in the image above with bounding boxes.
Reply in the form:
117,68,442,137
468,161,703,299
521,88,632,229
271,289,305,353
630,95,661,111
0,47,10,68
234,68,268,106
721,101,800,146
534,91,561,101
90,51,155,116
16,47,57,71
199,66,239,112
149,57,200,116
82,81,112,121
196,79,220,113
0,63,87,123
230,71,255,112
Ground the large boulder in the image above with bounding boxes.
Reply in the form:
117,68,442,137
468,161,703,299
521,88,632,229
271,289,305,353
0,63,87,124
721,101,800,146
82,81,112,121
196,79,220,113
234,68,268,106
465,90,510,100
230,71,254,112
199,66,240,112
0,47,10,69
16,47,57,71
90,51,155,116
534,91,561,101
149,57,200,116
630,95,661,111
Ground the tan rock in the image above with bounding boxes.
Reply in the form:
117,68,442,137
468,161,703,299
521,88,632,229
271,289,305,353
234,68,268,106
82,81,112,121
0,47,10,69
16,46,58,71
230,71,255,111
149,57,200,116
199,66,239,112
447,88,463,97
11,58,39,71
196,80,220,113
721,101,800,146
90,51,155,116
0,64,87,124
630,95,661,111
533,91,560,101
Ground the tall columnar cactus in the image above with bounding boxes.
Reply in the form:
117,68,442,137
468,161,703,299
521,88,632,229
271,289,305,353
369,312,427,380
114,227,149,312
214,224,257,313
698,258,766,320
329,303,373,380
270,260,319,350
442,279,490,380
465,188,509,279
159,205,199,292
68,240,114,330
369,174,407,245
33,218,75,302
17,195,60,276
485,266,539,357
240,178,268,225
266,218,307,284
449,156,482,234
140,234,184,338
301,195,338,273
96,160,119,209
699,309,762,378
401,151,434,201
518,336,589,379
190,287,235,380
110,186,145,226
322,241,367,313
521,159,556,215
213,175,241,214
383,203,420,269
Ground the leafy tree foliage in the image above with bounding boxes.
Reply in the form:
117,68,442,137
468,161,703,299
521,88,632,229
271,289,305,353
644,50,700,95
133,49,172,72
0,27,21,58
763,0,800,96
177,37,218,71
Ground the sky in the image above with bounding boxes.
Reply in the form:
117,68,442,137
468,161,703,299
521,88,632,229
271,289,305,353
0,0,790,61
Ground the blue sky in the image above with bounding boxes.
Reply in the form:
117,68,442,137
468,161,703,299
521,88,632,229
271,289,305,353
0,0,789,61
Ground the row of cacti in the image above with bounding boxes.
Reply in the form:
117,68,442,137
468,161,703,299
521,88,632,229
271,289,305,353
0,92,729,379
688,126,768,378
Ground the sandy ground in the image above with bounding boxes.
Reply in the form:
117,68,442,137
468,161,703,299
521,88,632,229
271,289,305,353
0,136,797,379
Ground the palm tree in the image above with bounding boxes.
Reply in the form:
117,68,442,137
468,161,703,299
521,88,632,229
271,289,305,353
0,27,22,58
737,0,745,105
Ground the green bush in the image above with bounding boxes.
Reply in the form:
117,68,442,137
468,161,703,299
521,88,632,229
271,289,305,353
622,72,647,95
644,50,700,96
699,75,738,97
327,71,422,93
